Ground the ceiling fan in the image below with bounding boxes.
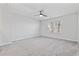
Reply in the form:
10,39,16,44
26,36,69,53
34,9,48,17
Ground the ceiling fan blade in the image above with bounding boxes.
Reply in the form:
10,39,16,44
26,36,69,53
34,14,40,16
43,14,48,17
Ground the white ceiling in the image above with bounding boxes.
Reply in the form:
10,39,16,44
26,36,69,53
3,3,79,20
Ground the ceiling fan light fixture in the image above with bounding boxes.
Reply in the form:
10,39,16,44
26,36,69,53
34,9,48,17
40,14,43,17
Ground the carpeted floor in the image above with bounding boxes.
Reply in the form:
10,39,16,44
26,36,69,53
0,37,79,56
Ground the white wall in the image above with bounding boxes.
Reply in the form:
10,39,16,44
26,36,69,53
7,13,40,41
0,6,3,44
78,12,79,42
0,4,78,46
0,4,40,45
40,13,78,41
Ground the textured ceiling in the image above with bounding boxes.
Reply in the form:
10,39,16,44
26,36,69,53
2,3,79,20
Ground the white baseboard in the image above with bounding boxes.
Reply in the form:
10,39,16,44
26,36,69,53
41,35,78,43
0,34,40,47
0,42,12,47
12,34,40,42
0,35,78,47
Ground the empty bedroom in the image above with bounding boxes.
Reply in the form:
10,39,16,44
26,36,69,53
0,3,79,56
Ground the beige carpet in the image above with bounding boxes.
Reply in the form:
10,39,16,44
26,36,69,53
0,37,79,56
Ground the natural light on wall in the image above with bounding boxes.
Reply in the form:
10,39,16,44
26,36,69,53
48,21,63,33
